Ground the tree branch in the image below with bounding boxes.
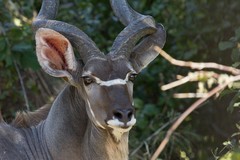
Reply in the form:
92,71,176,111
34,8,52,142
173,93,208,98
162,71,219,91
14,61,30,111
154,46,240,75
130,117,177,157
150,75,240,160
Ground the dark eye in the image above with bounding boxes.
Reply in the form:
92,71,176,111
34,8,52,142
83,76,94,85
128,73,137,82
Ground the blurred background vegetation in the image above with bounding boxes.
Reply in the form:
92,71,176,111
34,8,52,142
1,0,240,159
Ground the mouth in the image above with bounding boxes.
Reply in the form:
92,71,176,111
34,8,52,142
105,116,136,142
106,115,136,131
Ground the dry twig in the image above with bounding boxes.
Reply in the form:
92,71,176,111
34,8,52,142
150,75,240,160
161,71,219,91
173,93,208,98
150,47,240,159
130,117,177,157
14,61,30,111
154,46,240,75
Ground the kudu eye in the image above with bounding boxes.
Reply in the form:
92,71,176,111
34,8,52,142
83,76,94,85
128,73,137,82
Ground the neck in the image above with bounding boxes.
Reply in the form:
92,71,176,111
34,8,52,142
43,85,129,160
81,122,129,160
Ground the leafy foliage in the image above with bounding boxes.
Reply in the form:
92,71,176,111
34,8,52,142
0,0,38,120
216,25,240,160
212,123,240,160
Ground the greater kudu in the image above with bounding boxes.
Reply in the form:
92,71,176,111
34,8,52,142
0,0,166,159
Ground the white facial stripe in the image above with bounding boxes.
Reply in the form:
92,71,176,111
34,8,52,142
93,72,135,87
98,79,127,86
86,100,106,130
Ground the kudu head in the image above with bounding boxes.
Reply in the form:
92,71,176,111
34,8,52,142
33,0,166,140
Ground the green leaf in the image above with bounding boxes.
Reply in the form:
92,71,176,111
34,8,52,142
8,27,24,40
236,123,240,130
232,62,240,68
12,42,32,53
143,104,158,116
228,92,240,113
218,41,235,51
137,118,148,130
231,48,240,62
223,141,231,146
20,52,40,70
235,27,240,39
220,151,240,160
5,55,13,67
212,147,219,159
134,98,144,109
0,37,6,51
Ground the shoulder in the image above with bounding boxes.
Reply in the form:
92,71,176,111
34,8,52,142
0,123,27,159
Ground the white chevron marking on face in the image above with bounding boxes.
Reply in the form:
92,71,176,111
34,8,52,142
94,73,130,86
97,79,127,86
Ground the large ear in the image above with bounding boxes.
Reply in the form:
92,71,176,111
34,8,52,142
130,24,166,73
35,28,77,79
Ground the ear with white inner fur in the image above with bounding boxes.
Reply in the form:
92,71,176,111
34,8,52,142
35,28,77,79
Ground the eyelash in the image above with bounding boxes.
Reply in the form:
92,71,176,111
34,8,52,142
82,76,95,85
128,73,137,82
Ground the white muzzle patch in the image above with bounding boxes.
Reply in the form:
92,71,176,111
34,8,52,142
107,116,136,127
107,116,136,142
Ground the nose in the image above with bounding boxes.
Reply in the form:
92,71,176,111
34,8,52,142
113,108,134,124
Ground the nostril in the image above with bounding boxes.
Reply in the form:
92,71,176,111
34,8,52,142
127,110,133,120
113,111,123,120
112,109,134,123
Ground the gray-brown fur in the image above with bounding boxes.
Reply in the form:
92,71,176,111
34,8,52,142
11,104,51,128
0,111,3,123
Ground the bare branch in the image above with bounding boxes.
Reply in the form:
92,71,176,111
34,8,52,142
14,61,30,111
173,93,208,98
130,117,177,157
150,75,240,160
154,46,240,75
162,71,219,91
161,75,190,91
